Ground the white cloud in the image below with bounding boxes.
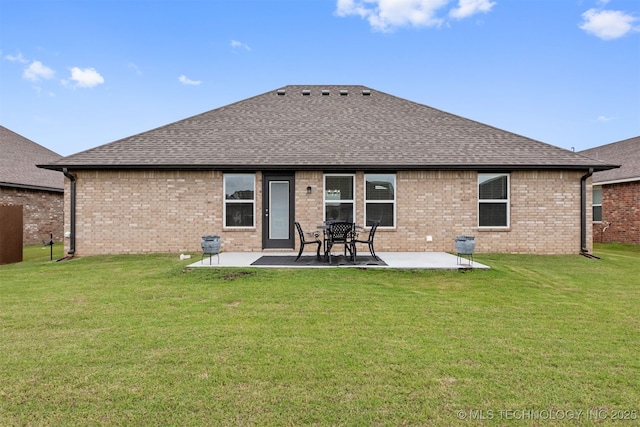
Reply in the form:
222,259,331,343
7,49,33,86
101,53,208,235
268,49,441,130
579,8,639,40
231,40,251,51
31,85,56,97
23,61,55,81
68,67,105,88
336,0,447,31
336,0,495,31
596,115,614,122
449,0,495,20
5,52,28,63
178,75,202,86
128,63,143,75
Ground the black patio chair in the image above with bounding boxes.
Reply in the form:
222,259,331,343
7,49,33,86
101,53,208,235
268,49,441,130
294,221,321,261
326,221,356,265
352,221,380,262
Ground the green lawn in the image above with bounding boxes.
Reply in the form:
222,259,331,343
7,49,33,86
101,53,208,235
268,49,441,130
1,244,639,426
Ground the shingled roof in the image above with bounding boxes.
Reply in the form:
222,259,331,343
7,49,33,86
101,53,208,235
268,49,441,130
0,125,64,191
40,85,614,172
579,136,639,184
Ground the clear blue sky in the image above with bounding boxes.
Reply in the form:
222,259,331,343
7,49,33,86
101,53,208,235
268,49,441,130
1,0,638,156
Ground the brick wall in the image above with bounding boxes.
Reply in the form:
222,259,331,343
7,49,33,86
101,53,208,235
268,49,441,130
69,170,217,255
66,169,591,256
595,181,639,245
382,170,586,255
1,186,64,245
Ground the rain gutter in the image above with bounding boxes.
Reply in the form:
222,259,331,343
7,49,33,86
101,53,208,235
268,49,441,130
580,168,596,256
62,168,76,256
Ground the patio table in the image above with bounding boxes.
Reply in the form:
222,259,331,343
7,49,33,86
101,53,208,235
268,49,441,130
317,222,359,264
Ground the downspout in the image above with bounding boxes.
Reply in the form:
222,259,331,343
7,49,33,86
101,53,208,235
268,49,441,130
62,168,76,256
580,168,594,254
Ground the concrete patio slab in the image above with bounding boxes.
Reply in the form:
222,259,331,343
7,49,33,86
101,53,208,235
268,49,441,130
188,251,489,270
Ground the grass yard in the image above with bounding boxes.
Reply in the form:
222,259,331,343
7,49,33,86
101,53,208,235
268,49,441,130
1,244,639,426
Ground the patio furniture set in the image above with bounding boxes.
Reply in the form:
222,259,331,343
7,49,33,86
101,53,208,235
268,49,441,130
294,221,380,265
202,223,475,267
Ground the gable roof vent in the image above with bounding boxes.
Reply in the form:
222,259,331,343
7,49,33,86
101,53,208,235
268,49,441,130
340,89,348,96
302,89,311,96
362,90,371,96
322,89,330,96
277,89,286,96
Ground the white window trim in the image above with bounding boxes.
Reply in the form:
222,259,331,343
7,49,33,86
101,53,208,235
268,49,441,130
363,173,396,229
478,173,510,228
592,185,602,223
323,173,355,222
223,173,256,228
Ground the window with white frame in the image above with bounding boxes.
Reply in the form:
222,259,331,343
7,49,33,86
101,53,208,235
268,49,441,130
592,186,602,222
324,174,355,222
365,174,395,227
478,173,510,227
224,174,255,227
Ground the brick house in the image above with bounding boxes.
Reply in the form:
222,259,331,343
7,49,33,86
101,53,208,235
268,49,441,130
579,136,639,245
1,126,64,245
39,85,615,257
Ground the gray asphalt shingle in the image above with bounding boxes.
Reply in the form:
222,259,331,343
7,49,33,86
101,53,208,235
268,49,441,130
40,85,615,171
0,125,64,191
579,136,640,184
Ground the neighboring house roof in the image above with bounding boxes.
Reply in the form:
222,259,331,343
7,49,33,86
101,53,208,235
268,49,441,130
579,136,640,185
40,85,615,172
0,125,64,192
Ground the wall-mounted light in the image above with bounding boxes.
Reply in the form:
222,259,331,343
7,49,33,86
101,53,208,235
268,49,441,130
306,186,312,194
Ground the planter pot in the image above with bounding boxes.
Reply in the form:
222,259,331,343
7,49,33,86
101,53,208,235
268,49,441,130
454,236,475,255
201,235,221,254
